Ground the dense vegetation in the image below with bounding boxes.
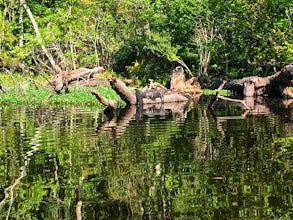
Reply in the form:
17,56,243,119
1,0,293,84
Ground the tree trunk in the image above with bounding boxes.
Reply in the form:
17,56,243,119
20,0,62,73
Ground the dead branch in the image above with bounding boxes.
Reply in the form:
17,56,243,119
21,0,62,73
76,201,82,220
217,95,250,110
2,67,25,95
208,80,226,108
143,93,188,104
208,80,250,109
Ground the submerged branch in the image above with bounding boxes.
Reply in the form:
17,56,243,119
208,80,250,110
217,95,250,110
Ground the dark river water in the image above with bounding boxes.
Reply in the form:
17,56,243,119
0,96,293,219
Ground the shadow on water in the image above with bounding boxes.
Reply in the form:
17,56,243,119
0,96,293,219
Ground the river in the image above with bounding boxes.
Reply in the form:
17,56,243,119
0,96,292,219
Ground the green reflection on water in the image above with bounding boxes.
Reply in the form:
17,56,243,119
0,98,292,219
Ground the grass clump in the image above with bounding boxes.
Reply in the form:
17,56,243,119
204,89,228,96
0,71,248,107
0,71,124,107
0,84,124,107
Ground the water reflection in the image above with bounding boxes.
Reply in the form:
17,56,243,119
0,97,292,219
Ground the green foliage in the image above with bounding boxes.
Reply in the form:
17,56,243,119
0,0,292,80
125,60,171,86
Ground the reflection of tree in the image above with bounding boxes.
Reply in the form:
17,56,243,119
95,97,293,219
0,100,292,219
0,126,40,219
0,106,105,219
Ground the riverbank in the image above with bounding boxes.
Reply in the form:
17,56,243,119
0,83,228,107
0,85,123,107
0,73,291,107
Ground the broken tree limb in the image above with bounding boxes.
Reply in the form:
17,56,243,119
65,67,104,83
217,95,250,110
208,80,250,109
208,80,227,108
75,78,108,87
142,93,188,104
106,76,190,107
148,79,168,90
243,80,255,97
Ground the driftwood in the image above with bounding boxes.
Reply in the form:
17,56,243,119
91,66,203,121
93,77,189,108
46,67,104,96
91,66,201,111
210,64,293,98
110,77,189,104
91,75,191,122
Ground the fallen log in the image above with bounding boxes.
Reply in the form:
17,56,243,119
64,67,104,82
74,77,109,87
210,64,293,98
142,93,188,104
92,76,190,118
46,66,104,96
108,77,190,105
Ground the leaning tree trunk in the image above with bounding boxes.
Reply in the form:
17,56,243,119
210,64,293,99
20,0,62,74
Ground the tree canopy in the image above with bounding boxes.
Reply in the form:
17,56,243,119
0,0,292,81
